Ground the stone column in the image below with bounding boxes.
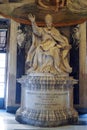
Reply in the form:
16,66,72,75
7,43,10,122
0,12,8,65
6,19,19,111
79,22,87,108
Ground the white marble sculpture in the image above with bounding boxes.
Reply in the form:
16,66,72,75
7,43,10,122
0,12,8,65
67,0,87,13
26,14,72,75
16,13,78,127
17,28,25,47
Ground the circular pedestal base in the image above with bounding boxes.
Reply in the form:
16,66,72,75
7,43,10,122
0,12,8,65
16,107,78,127
16,74,78,127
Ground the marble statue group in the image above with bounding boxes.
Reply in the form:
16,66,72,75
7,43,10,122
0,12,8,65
16,10,78,128
26,13,72,75
15,0,80,126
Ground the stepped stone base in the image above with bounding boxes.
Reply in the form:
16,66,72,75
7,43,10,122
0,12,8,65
16,73,78,127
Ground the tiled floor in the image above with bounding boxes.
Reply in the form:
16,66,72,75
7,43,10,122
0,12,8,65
0,110,87,130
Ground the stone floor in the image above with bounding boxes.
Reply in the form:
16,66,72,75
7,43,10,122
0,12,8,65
0,110,87,130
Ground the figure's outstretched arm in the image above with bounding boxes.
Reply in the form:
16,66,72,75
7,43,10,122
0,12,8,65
28,13,35,23
28,13,42,37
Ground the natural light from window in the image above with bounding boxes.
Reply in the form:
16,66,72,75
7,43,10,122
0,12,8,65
0,53,6,98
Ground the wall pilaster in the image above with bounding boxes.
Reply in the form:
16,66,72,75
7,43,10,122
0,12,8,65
79,22,87,108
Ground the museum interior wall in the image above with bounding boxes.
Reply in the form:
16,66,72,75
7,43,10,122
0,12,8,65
0,0,87,113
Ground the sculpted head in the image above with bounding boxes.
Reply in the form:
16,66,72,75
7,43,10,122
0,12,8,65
45,14,53,30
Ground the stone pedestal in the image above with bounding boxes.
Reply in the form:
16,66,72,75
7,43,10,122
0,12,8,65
16,74,78,127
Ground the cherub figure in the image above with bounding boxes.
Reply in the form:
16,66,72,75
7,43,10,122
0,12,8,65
36,0,67,12
55,0,66,11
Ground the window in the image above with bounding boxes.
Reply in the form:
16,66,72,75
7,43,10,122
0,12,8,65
0,53,6,98
0,29,7,52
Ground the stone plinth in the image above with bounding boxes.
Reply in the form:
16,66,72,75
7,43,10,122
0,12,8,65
16,73,78,127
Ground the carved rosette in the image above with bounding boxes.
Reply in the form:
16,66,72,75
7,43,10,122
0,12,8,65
16,74,78,127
